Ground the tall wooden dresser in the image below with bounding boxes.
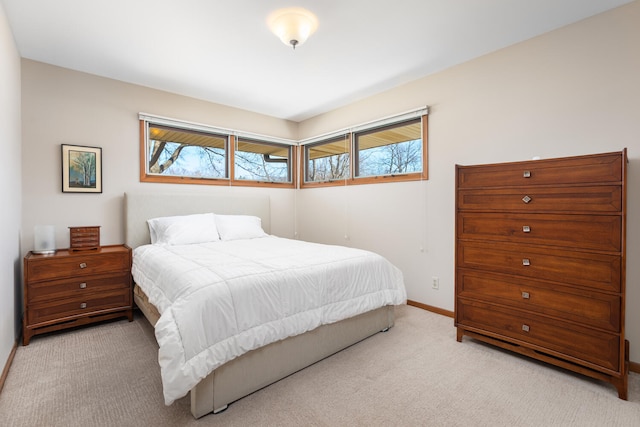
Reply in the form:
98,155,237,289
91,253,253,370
455,149,628,399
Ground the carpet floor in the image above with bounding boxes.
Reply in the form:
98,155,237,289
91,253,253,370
1,305,638,426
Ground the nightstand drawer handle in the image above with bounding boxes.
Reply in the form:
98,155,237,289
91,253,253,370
523,171,531,178
522,225,531,233
522,291,530,299
522,195,532,204
79,262,87,269
522,258,530,266
79,282,87,289
80,303,87,309
522,324,530,332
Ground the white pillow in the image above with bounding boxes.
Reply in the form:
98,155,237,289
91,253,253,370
215,214,267,241
147,213,220,245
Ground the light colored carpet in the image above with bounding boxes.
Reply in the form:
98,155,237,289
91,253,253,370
1,305,638,426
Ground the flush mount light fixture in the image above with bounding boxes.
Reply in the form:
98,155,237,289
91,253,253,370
267,7,318,49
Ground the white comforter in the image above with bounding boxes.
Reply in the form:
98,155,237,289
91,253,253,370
131,236,406,405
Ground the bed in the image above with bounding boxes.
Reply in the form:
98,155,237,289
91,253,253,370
124,191,405,418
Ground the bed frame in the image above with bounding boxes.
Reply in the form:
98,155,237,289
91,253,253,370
124,192,395,418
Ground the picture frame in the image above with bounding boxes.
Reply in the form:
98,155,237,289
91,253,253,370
61,144,102,193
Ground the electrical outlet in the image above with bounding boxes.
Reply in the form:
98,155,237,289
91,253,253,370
431,276,439,290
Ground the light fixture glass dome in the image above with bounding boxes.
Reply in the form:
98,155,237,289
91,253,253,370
267,7,318,49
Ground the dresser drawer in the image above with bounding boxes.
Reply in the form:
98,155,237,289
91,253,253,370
26,252,130,282
457,241,621,292
457,212,621,251
457,186,622,213
457,152,622,189
27,289,131,325
456,300,620,371
27,272,130,304
456,270,621,331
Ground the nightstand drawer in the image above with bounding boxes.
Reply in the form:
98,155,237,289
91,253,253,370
27,289,131,325
27,252,130,282
27,272,130,303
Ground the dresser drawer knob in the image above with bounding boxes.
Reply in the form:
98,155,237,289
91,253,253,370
80,302,87,309
522,225,531,233
522,195,532,204
79,282,87,289
523,171,531,178
522,258,530,266
522,324,530,332
522,291,530,299
79,262,87,269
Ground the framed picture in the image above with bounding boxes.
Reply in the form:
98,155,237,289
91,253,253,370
61,144,102,193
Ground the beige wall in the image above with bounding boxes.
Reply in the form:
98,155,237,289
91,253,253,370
21,61,299,254
298,1,640,362
18,1,640,367
0,2,22,369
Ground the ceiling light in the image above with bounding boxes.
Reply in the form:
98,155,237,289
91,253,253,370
267,7,318,50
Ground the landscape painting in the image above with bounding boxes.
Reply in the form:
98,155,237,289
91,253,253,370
61,144,102,193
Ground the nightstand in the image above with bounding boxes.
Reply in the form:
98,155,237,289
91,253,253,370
23,244,133,345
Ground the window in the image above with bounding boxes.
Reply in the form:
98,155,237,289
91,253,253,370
145,124,228,180
140,116,296,188
304,135,350,184
234,137,293,183
140,109,426,189
301,113,428,187
354,118,422,178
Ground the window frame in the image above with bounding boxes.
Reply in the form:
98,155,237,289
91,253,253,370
231,136,296,188
300,134,352,188
139,117,296,189
140,110,427,189
300,114,428,188
140,121,230,185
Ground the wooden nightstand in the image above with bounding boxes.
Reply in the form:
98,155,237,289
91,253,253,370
23,244,133,345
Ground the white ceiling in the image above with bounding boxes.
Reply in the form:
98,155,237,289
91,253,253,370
1,0,633,122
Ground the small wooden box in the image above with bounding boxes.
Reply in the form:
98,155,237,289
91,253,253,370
69,226,101,251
